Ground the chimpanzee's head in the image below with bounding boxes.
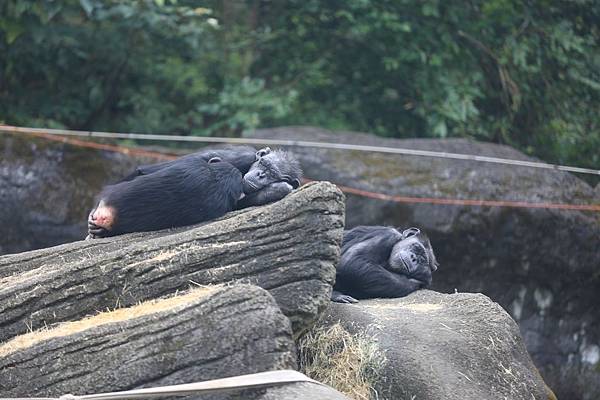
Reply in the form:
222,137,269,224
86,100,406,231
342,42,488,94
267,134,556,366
242,149,302,194
388,227,439,286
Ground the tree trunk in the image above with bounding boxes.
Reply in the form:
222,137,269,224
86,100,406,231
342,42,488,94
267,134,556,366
0,182,344,342
0,284,297,399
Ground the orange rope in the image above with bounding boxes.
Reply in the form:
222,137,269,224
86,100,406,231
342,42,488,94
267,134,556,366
328,182,600,211
20,130,179,161
3,129,599,212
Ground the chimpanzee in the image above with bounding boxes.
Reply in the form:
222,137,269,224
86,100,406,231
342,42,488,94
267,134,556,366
120,146,265,182
331,226,439,303
87,146,302,238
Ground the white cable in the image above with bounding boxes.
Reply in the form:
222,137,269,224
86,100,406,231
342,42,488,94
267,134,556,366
1,125,598,175
2,370,320,400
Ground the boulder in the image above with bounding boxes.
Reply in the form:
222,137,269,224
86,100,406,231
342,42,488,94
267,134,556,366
309,290,555,400
0,182,344,341
0,284,298,399
248,126,599,399
0,133,149,255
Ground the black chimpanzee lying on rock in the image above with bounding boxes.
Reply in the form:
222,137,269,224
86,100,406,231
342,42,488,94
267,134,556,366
87,146,302,238
331,225,439,303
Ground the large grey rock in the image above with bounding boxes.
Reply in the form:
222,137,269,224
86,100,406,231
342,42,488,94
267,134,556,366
0,133,148,255
0,182,344,341
319,290,555,400
248,126,599,399
0,284,297,399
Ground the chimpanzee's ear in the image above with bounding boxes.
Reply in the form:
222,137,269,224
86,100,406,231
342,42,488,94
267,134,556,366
401,227,421,239
255,147,271,160
208,157,222,164
282,176,301,189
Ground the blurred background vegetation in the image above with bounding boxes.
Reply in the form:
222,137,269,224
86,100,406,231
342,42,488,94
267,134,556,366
1,0,599,174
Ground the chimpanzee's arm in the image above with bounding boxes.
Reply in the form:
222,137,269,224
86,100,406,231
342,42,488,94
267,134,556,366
362,266,422,298
337,256,424,299
236,181,293,209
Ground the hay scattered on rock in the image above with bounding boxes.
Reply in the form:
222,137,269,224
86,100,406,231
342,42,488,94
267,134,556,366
298,323,385,400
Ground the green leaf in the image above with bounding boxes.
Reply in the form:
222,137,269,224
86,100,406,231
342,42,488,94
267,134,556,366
433,120,448,138
79,0,94,16
0,19,25,44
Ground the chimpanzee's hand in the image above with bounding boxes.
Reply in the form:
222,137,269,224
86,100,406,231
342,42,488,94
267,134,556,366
407,260,433,287
331,290,359,304
408,277,430,289
237,181,293,209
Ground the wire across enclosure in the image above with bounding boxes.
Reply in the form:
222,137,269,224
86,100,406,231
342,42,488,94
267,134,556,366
1,125,598,176
1,125,598,212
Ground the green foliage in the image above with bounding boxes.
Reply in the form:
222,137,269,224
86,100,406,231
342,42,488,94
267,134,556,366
198,77,297,136
1,0,598,174
253,0,600,172
0,0,296,135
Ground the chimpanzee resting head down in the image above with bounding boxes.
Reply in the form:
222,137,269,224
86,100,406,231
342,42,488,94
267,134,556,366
237,149,302,209
87,146,302,238
331,225,439,304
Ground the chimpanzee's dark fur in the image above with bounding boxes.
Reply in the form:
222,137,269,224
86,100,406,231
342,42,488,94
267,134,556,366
331,225,439,303
87,146,302,238
120,146,302,201
120,146,259,182
88,157,242,238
